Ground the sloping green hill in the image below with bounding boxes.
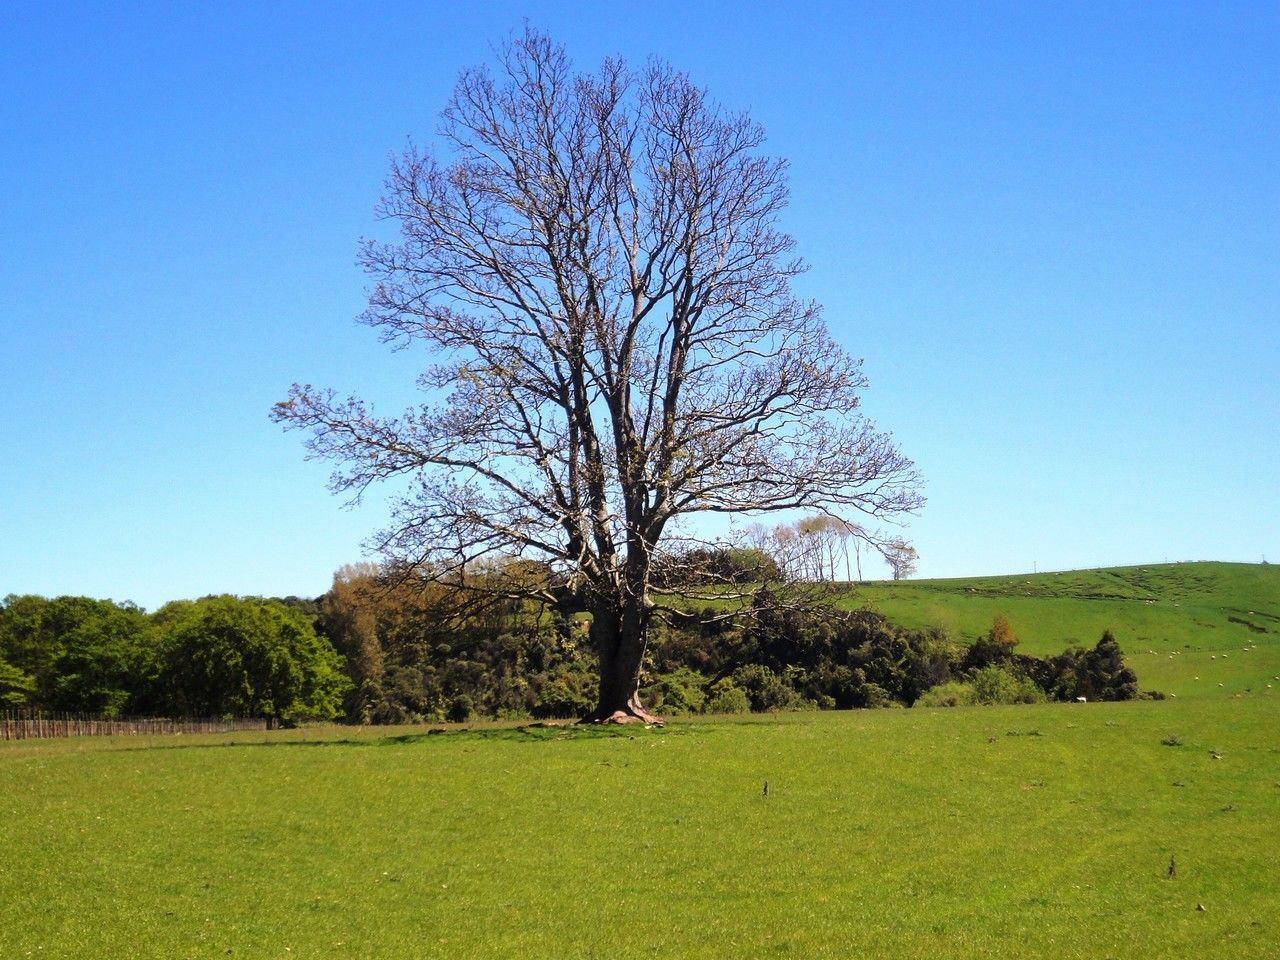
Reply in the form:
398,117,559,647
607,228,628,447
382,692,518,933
838,562,1280,700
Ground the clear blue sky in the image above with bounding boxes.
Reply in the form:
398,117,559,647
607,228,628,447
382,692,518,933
2,1,1276,609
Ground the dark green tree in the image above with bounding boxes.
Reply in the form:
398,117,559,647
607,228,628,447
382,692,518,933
155,596,351,723
0,594,157,716
1081,630,1138,701
0,655,35,707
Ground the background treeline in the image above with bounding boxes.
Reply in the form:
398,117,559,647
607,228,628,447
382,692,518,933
1,560,1143,724
644,596,1142,716
320,566,1144,721
0,594,350,722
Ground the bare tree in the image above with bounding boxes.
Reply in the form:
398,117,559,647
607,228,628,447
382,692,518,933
273,30,923,724
794,514,868,582
755,515,877,584
884,539,920,581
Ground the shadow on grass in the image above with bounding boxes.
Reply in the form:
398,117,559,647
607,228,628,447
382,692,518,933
369,723,670,746
34,720,693,753
2,714,799,756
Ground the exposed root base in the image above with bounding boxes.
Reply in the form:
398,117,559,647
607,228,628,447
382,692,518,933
580,708,666,727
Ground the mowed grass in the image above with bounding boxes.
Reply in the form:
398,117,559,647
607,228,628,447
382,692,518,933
842,562,1280,700
3,699,1279,959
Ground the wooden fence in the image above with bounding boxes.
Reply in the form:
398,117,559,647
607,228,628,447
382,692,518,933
1,710,272,741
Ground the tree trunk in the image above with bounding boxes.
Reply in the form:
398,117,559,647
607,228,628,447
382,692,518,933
581,597,663,725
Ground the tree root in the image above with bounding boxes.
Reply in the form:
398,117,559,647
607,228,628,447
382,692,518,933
580,706,666,726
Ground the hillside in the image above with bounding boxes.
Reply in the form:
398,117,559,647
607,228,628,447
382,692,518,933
838,562,1280,700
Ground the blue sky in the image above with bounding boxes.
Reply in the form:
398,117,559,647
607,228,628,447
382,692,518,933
2,1,1276,609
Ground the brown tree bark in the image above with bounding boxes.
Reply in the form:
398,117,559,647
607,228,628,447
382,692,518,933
581,597,663,725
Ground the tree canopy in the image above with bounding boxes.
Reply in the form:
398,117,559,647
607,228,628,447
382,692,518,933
0,594,154,716
0,593,349,723
155,596,351,723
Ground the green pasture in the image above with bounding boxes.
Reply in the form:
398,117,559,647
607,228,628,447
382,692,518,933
3,561,1277,958
3,698,1279,959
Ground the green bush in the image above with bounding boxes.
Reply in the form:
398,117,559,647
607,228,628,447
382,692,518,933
861,682,898,708
916,682,977,708
970,665,1045,705
732,663,809,712
706,678,750,714
1084,631,1138,701
641,667,708,715
531,669,595,719
1024,630,1140,702
446,694,474,723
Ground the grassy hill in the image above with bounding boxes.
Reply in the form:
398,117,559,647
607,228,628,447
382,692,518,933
838,562,1280,700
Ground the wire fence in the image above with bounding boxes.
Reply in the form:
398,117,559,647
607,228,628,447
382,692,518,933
1,710,272,741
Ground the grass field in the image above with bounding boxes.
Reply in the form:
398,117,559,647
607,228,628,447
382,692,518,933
3,562,1278,959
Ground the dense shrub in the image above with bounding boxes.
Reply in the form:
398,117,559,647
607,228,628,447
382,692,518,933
705,678,750,714
1,578,1143,724
860,682,900,708
1021,630,1139,702
641,667,709,715
963,614,1020,670
969,665,1045,705
531,668,595,719
731,664,810,712
446,694,474,723
366,664,435,724
915,681,976,708
651,547,782,587
720,592,961,709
